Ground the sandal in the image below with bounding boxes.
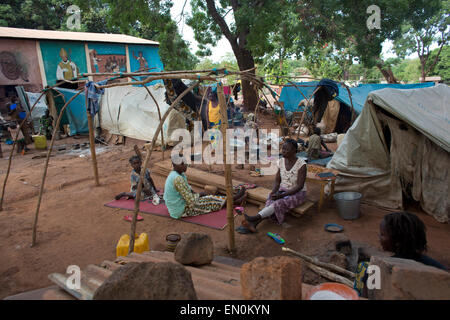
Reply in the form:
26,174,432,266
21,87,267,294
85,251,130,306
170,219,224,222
124,215,143,222
241,220,257,233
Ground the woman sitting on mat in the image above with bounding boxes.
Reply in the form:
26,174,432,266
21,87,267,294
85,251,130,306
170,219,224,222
242,139,307,233
115,155,158,200
164,156,247,219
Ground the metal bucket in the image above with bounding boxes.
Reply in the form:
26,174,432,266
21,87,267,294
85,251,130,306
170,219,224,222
333,192,362,220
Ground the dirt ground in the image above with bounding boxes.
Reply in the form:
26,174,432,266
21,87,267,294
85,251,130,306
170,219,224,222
0,113,449,299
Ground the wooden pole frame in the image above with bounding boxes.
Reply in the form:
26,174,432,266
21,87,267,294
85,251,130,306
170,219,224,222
128,81,201,254
32,89,85,246
0,80,87,211
85,88,100,186
217,83,235,252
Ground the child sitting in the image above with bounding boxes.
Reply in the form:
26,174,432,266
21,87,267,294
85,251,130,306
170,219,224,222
115,155,159,200
8,122,27,154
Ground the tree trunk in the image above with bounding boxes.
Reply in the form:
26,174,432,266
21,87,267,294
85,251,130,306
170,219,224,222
376,63,398,84
235,49,258,111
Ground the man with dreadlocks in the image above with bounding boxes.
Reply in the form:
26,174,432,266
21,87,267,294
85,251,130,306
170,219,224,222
354,211,447,297
379,211,447,271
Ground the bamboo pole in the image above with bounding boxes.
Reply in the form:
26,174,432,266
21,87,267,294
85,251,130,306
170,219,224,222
85,90,100,186
282,247,356,279
217,83,235,252
96,74,216,90
32,89,84,246
128,81,201,254
0,80,86,211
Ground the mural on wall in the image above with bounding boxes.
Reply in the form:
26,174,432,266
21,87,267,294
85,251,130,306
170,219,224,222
128,45,164,85
0,39,42,92
40,41,87,86
0,51,29,82
88,43,127,82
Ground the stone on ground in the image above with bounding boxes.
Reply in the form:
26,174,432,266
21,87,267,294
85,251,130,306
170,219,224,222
93,261,197,300
174,233,214,266
368,255,450,300
240,256,302,300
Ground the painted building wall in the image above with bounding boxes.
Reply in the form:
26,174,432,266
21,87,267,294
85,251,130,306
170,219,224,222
128,44,164,85
87,43,128,82
39,40,88,86
0,39,42,92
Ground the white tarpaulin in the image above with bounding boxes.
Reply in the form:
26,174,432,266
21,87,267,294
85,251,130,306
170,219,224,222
328,84,450,223
99,84,186,145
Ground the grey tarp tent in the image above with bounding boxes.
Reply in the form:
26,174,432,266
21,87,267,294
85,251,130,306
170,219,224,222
328,84,450,223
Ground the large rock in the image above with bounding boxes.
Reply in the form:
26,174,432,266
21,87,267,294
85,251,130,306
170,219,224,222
240,256,302,300
368,255,450,300
174,233,214,266
93,262,197,300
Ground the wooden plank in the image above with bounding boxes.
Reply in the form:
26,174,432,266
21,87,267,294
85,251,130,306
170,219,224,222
48,273,95,300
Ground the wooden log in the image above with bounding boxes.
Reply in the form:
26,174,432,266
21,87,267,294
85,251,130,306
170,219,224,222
282,247,355,279
304,262,354,288
217,83,235,252
85,92,100,187
128,81,201,254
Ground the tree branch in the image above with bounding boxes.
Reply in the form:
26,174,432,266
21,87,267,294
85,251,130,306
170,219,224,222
425,34,445,75
205,0,237,49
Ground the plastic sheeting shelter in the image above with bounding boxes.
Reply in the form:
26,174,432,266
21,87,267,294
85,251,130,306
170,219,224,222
99,84,186,145
327,84,450,223
279,82,435,114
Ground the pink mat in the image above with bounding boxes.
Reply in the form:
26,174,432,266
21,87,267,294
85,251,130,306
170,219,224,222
105,199,236,230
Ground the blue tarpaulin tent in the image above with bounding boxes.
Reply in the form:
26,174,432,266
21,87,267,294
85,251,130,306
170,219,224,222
279,82,436,114
55,88,89,136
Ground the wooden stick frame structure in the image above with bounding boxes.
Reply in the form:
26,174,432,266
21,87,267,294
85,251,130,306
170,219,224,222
128,81,201,254
2,67,286,249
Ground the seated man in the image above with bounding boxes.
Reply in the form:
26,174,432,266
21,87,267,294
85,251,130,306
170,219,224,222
164,157,247,219
242,139,307,232
306,127,332,161
115,155,158,200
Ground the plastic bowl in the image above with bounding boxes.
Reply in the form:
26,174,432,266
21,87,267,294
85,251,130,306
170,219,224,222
306,282,359,300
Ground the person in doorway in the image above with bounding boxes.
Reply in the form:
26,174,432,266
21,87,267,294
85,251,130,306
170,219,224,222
306,127,332,160
39,109,54,140
164,157,247,219
379,211,447,271
115,155,158,200
241,139,307,232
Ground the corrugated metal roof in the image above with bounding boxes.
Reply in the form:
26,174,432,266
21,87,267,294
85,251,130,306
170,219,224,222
0,27,159,46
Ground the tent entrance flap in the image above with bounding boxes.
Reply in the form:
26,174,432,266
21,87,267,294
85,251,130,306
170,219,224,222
328,84,450,223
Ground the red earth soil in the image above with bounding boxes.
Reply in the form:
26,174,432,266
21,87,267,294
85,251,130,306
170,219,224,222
0,113,448,299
